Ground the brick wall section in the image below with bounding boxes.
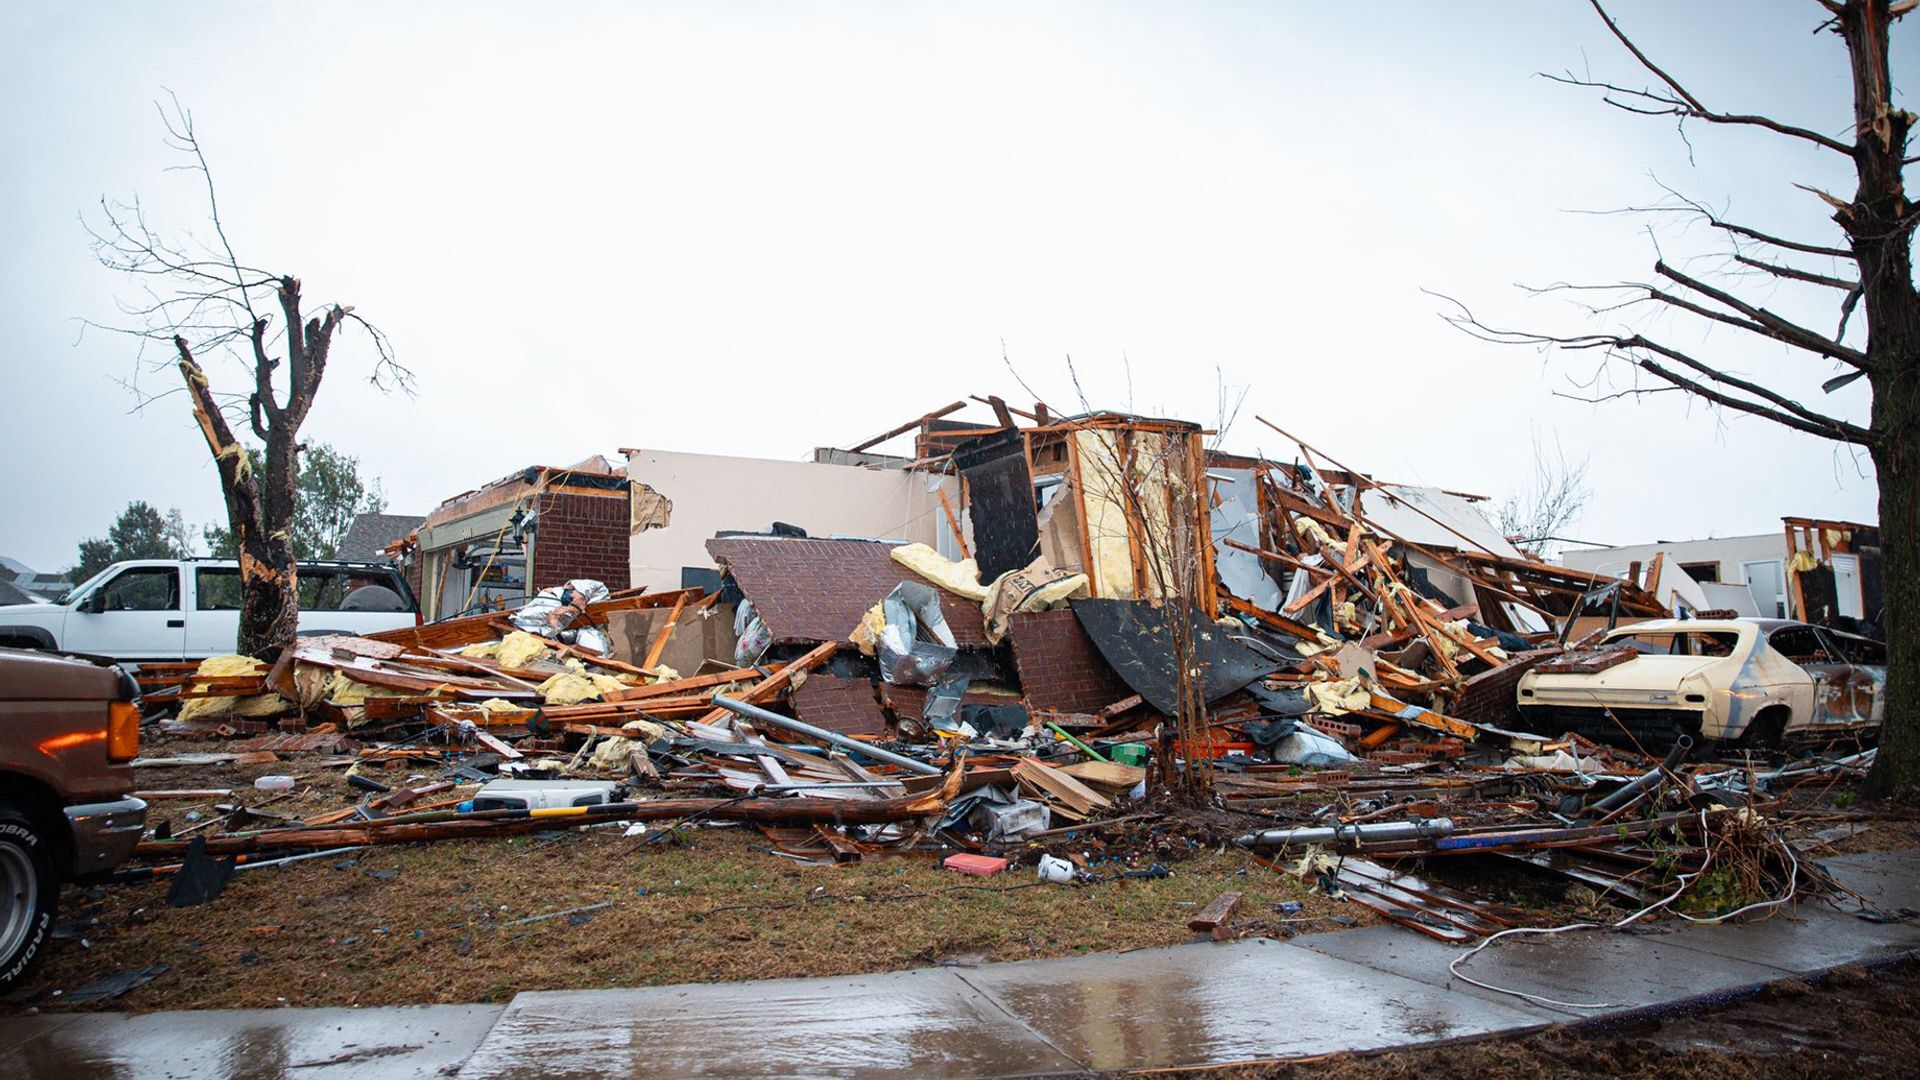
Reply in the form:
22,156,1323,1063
1008,607,1135,713
878,683,1023,722
705,537,988,645
790,674,891,737
1455,646,1560,726
532,490,632,593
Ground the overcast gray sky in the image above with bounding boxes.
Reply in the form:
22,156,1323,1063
0,1,1898,573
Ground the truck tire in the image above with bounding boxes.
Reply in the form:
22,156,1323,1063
0,805,57,994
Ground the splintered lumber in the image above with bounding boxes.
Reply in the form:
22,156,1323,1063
813,825,864,862
1368,694,1479,741
604,665,772,703
1217,593,1326,645
691,641,837,727
133,767,967,857
1012,758,1112,815
642,592,691,670
1187,890,1243,934
471,729,524,760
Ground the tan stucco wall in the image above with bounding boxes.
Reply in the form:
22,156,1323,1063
624,449,963,592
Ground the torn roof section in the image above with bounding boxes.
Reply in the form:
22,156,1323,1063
705,536,989,646
421,455,626,532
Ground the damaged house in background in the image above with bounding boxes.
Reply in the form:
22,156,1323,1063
1561,516,1884,633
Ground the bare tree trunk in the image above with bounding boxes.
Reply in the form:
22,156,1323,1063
1839,0,1919,799
1867,431,1918,798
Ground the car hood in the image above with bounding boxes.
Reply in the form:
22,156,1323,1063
0,601,56,619
0,647,119,701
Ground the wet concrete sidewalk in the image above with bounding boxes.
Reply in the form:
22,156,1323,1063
6,848,1916,1079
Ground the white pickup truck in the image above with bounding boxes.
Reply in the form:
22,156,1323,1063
0,559,419,665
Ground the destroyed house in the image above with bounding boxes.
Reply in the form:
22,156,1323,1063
386,396,1696,749
409,457,631,621
673,399,1673,742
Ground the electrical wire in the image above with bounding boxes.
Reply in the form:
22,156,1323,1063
1447,808,1800,1010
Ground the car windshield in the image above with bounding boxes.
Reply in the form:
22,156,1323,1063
57,565,123,605
1605,629,1740,657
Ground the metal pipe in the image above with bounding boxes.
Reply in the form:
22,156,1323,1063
711,695,942,776
1235,817,1455,850
1588,735,1692,816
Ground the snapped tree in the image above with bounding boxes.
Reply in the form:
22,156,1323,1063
202,443,388,562
1446,1,1917,799
89,100,410,658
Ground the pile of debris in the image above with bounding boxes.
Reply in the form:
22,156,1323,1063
121,403,1865,947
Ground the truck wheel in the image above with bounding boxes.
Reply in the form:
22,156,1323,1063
0,806,57,994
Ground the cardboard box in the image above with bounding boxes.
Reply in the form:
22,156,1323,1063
605,602,738,673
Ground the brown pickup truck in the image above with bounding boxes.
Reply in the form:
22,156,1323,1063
0,647,147,991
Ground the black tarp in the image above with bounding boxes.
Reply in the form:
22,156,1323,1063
1857,528,1885,625
954,430,1041,579
1070,598,1281,716
1796,564,1839,625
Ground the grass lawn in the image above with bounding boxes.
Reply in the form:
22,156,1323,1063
19,819,1362,1012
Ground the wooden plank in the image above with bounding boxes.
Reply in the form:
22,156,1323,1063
1187,890,1242,934
1059,760,1146,795
472,729,523,760
1367,693,1479,741
936,487,971,559
847,400,968,454
367,587,699,652
1012,758,1111,815
641,593,691,670
603,666,771,703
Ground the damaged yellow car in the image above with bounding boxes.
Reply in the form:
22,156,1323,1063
1516,618,1885,751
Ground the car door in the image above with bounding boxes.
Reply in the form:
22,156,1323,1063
185,566,245,658
1812,627,1885,727
62,565,187,662
1769,624,1869,732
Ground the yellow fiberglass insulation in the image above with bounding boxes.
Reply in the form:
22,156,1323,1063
890,543,989,601
586,718,671,771
324,670,426,705
537,671,628,705
496,631,553,669
177,654,293,721
1304,677,1372,715
849,602,887,656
